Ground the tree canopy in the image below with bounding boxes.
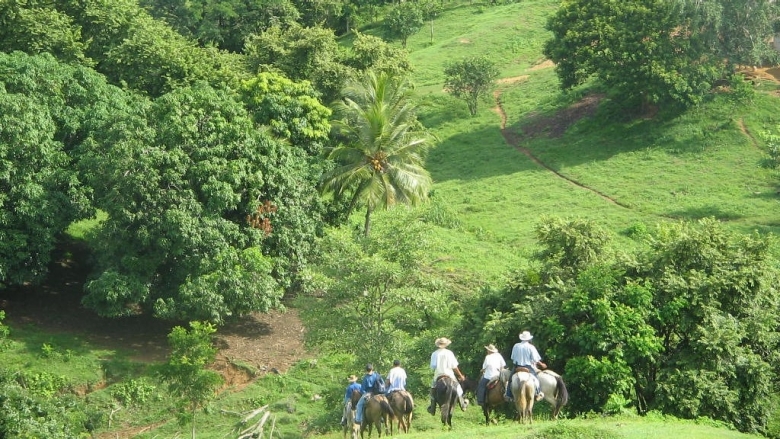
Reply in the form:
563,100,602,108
543,0,779,109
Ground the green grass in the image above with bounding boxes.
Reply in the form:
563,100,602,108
7,0,780,437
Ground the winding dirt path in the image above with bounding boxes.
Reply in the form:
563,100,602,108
491,82,628,207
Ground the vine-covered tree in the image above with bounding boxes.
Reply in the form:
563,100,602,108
443,56,499,116
322,71,434,236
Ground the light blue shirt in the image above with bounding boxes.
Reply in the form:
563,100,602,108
510,341,541,368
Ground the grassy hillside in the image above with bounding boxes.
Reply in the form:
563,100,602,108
3,0,780,437
392,0,780,287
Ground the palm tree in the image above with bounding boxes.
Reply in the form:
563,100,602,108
322,70,434,236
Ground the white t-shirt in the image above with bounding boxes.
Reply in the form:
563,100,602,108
386,366,407,392
481,352,506,380
430,348,459,380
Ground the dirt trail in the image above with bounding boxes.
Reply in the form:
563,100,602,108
492,83,628,207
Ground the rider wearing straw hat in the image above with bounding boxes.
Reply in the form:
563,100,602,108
506,330,545,402
477,343,506,406
427,337,468,415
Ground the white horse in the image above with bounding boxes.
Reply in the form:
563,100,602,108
510,371,536,424
536,369,569,419
343,401,359,439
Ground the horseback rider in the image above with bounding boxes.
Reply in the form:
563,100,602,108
340,374,362,426
385,359,407,393
477,343,506,407
505,330,545,402
427,337,468,414
354,363,382,426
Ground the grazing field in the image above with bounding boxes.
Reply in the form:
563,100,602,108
2,0,780,437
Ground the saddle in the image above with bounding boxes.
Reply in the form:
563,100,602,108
487,378,500,390
514,366,530,374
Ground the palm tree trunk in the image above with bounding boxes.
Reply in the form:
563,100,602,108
364,204,373,236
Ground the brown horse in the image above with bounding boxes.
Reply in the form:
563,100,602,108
480,368,512,425
510,371,536,424
387,390,414,433
360,394,394,438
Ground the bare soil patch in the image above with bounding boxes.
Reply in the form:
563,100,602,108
518,94,604,139
0,240,308,378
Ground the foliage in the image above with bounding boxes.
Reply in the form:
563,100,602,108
157,321,224,437
141,0,301,53
302,211,448,368
543,0,707,109
78,83,285,323
344,31,413,79
455,217,780,433
443,55,499,116
245,24,353,104
635,219,780,433
322,70,434,235
0,1,89,64
384,1,425,49
0,52,110,288
241,72,332,156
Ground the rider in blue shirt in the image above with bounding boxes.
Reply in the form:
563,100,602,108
354,363,381,425
340,375,363,426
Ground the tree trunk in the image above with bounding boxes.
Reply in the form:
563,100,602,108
364,205,373,236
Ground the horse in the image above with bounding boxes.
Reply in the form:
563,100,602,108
479,368,512,425
387,390,414,433
343,401,359,439
510,370,536,424
360,394,394,439
430,376,459,429
536,369,569,419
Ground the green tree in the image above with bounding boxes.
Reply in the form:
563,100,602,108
245,24,353,103
0,52,124,288
78,83,285,322
443,55,499,116
0,2,88,64
384,1,424,48
157,321,224,439
322,71,434,236
141,0,301,53
303,212,447,367
543,0,778,109
344,31,412,78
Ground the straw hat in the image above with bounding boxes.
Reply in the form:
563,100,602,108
519,331,533,341
348,375,358,383
435,337,452,348
485,344,498,353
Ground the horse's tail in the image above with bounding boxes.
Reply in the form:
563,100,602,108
402,391,414,414
380,396,395,418
555,375,569,407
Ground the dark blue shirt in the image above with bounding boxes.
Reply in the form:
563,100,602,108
361,371,379,394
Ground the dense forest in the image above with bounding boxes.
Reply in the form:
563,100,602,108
3,0,780,437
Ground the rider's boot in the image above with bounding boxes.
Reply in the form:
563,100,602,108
427,387,436,415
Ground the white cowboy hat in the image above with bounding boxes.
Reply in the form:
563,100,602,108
519,331,533,341
348,375,358,383
485,344,498,353
435,337,452,348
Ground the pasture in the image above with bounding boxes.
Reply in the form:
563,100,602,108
2,0,780,437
